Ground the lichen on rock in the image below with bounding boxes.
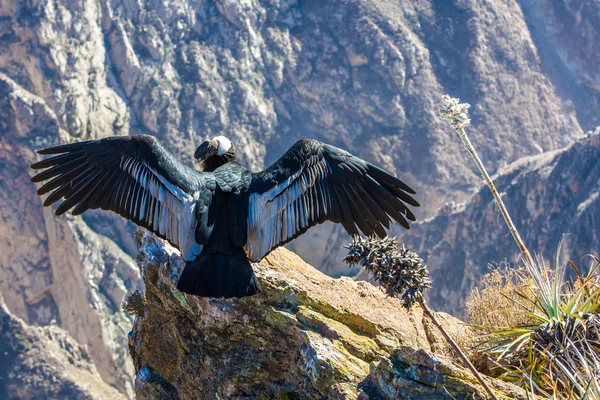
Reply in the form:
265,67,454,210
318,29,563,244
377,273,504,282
127,229,524,399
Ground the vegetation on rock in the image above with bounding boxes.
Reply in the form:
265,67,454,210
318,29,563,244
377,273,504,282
468,255,600,398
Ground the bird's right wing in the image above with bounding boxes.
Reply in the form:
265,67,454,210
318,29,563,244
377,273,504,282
31,135,206,261
245,139,419,262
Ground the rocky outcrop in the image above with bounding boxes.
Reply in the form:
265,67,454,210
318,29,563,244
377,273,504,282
400,128,600,316
0,292,126,399
127,229,524,399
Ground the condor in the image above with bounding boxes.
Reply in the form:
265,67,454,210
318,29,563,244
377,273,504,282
31,135,419,298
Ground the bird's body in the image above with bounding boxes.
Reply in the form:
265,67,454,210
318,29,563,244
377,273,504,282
31,135,419,298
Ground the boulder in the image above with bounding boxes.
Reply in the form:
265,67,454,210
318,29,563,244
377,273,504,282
126,230,524,399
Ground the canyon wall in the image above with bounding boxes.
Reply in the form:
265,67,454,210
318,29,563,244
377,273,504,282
0,0,598,395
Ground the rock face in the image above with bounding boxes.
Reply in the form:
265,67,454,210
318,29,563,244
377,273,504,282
2,0,598,276
519,0,600,131
127,229,524,399
400,128,600,316
0,0,599,396
0,74,140,397
0,292,126,400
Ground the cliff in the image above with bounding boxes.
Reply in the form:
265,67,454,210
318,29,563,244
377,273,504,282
1,0,599,396
0,292,126,399
0,74,140,396
126,229,524,399
2,0,596,276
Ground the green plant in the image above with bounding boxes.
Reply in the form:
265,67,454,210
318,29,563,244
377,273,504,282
470,254,600,397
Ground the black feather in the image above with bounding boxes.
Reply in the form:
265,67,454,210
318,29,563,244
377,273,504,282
72,170,112,215
30,151,85,169
345,183,385,236
331,185,358,236
367,164,416,194
363,176,413,224
351,182,390,230
95,170,120,210
36,161,91,195
32,155,87,183
43,165,95,207
177,249,259,298
36,141,89,155
55,170,102,215
341,185,372,237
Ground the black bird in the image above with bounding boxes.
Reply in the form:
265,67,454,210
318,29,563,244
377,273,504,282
30,135,419,298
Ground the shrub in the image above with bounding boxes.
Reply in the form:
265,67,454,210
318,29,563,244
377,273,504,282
467,254,600,398
466,265,538,329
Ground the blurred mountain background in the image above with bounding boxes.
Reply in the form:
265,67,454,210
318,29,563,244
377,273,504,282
0,0,598,397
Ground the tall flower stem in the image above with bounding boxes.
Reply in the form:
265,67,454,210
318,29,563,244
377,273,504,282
439,95,535,268
420,298,500,400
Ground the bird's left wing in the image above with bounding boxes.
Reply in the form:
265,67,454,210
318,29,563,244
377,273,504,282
245,139,419,262
31,135,205,261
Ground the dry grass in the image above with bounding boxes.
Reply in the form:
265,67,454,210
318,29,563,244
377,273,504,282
467,265,538,329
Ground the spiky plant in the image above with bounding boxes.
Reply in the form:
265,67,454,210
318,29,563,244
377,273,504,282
344,236,431,308
344,236,499,400
472,255,600,397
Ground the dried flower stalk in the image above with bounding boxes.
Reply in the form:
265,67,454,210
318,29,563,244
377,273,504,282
440,95,535,268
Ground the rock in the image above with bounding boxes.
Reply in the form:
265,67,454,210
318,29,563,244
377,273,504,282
0,0,596,273
0,74,140,397
519,0,600,131
0,291,126,400
399,128,600,316
3,0,590,275
362,347,524,400
126,229,524,399
0,0,599,395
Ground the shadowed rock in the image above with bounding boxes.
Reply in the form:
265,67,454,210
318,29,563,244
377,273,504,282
0,292,126,399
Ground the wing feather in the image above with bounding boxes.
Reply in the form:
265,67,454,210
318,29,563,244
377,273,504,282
31,135,204,261
245,139,419,261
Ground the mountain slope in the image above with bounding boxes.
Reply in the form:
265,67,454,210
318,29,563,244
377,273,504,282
0,292,126,400
0,0,589,273
0,0,598,395
400,128,600,315
0,74,139,397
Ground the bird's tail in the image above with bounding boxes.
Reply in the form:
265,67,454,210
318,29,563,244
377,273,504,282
176,249,260,298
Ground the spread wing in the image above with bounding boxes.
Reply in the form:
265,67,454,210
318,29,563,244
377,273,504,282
31,135,204,261
245,139,419,262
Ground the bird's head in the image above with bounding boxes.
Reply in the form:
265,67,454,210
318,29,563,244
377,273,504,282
194,135,236,171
